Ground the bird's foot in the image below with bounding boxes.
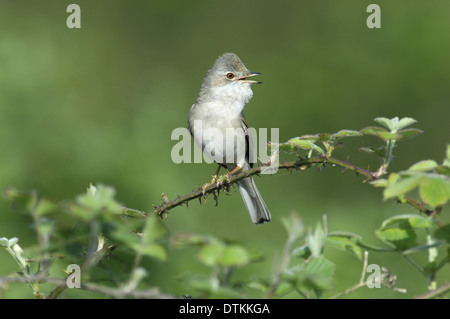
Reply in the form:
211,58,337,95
202,175,218,195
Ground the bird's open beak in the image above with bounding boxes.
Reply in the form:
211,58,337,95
238,71,262,84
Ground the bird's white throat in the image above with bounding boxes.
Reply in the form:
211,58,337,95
210,82,254,111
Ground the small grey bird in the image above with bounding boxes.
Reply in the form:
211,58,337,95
188,53,271,224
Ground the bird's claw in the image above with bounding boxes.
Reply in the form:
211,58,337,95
202,175,218,195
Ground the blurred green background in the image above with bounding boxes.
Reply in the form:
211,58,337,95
0,1,449,298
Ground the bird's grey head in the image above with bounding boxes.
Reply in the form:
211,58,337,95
197,53,261,104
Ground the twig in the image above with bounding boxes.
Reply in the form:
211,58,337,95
330,251,369,299
415,282,450,299
0,274,177,299
152,156,430,218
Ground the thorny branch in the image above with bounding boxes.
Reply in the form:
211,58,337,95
148,156,437,220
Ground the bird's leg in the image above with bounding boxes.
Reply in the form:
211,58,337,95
214,163,243,188
228,164,243,176
211,165,222,184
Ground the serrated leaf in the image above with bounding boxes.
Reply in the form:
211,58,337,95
408,160,438,172
300,256,335,292
384,175,424,199
419,177,450,207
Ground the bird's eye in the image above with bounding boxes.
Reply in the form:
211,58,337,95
226,72,235,79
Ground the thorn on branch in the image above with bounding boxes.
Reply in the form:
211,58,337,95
161,192,169,203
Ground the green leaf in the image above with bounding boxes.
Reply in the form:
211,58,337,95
307,223,326,257
292,244,311,259
360,126,388,135
434,224,450,244
281,213,304,242
384,175,424,199
140,243,167,261
291,256,335,292
177,273,243,298
326,231,394,252
370,179,388,188
374,117,395,131
376,225,416,250
402,241,444,255
288,138,314,150
220,245,250,266
376,214,434,250
331,130,362,139
435,165,450,176
287,138,324,155
408,160,438,172
325,236,363,260
276,142,298,153
317,133,331,142
299,134,320,142
360,126,402,141
376,131,403,141
171,232,208,248
419,177,450,207
397,128,423,141
380,214,434,229
75,184,122,218
197,239,225,267
359,146,386,158
373,117,417,133
444,144,450,167
396,117,417,131
141,214,168,245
